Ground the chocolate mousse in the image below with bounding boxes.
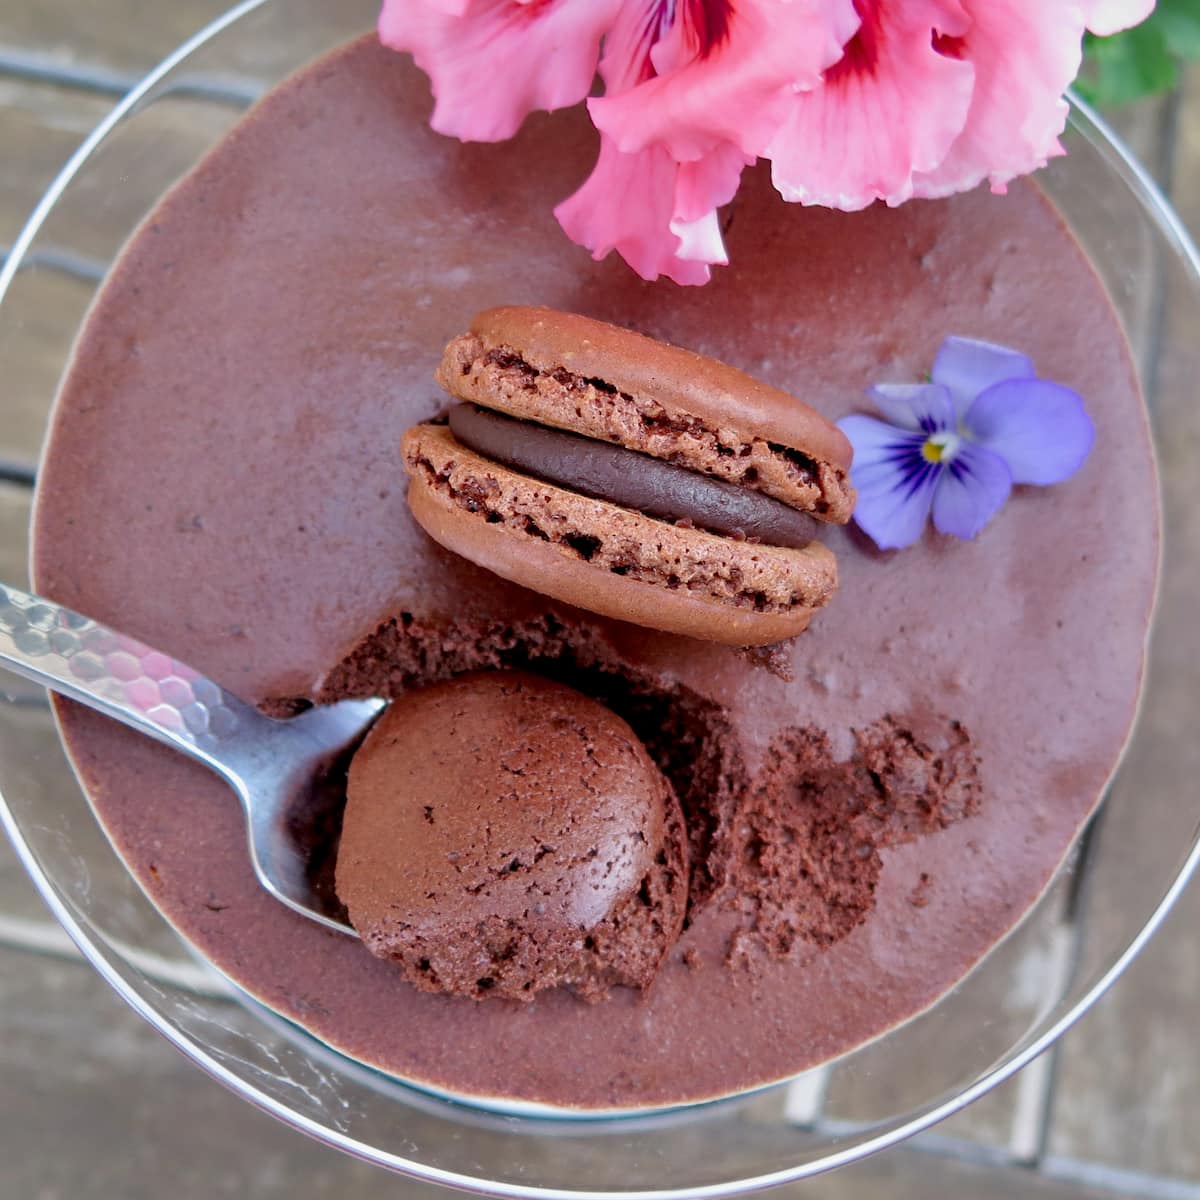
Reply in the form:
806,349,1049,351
336,671,687,1002
31,36,1159,1109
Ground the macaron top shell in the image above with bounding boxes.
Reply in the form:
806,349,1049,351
437,306,855,521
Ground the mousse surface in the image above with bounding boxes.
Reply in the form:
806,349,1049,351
337,671,687,1002
32,35,1159,1108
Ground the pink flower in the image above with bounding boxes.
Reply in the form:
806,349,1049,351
767,0,975,210
378,0,623,141
589,0,859,162
379,0,1159,284
769,0,1157,207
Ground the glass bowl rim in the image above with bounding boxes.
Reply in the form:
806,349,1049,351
2,2,1199,1194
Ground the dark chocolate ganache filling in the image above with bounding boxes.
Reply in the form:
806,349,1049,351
448,403,819,549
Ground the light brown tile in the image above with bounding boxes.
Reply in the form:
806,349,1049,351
27,90,242,261
0,482,31,586
0,708,79,950
0,0,374,88
0,0,233,76
933,1071,1034,1155
0,78,113,249
0,264,96,468
1101,93,1173,182
1048,889,1200,1180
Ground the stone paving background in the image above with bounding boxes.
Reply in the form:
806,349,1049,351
1,4,1198,1198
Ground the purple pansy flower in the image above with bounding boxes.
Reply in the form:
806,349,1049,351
838,337,1095,551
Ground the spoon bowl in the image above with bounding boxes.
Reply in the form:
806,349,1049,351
0,580,379,934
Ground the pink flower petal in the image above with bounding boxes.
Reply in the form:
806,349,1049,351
589,0,860,162
592,0,671,92
912,0,1085,199
554,138,708,286
378,0,622,142
1080,0,1156,36
669,210,727,268
554,135,749,286
768,0,975,210
674,138,751,221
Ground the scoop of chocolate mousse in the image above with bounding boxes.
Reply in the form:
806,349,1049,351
335,671,688,1002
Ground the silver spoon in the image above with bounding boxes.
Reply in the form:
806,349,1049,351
0,580,378,935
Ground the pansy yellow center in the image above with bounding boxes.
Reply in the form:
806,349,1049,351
922,431,961,464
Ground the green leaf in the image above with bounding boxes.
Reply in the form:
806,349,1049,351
1080,1,1200,107
1080,22,1178,106
1157,0,1200,60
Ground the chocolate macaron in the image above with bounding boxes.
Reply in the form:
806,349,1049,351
402,307,854,646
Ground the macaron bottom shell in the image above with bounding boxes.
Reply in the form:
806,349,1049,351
403,424,837,647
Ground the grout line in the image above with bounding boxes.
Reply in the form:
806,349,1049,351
1040,1155,1200,1200
1017,817,1104,1171
909,1131,1024,1170
1007,920,1079,1164
1008,1048,1058,1165
0,244,110,284
1141,85,1184,411
1157,84,1185,211
0,45,261,107
998,850,1088,1167
782,1064,831,1126
0,912,81,958
1062,816,1101,924
0,46,137,95
0,458,36,487
0,912,235,998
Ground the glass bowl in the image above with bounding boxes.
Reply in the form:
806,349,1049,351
1,0,1198,1193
